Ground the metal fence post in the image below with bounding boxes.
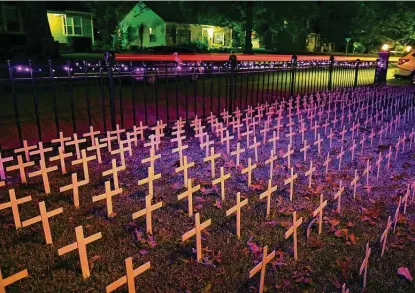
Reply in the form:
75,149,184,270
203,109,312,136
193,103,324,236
7,60,23,147
353,59,360,88
104,51,117,130
289,55,297,98
374,50,390,85
327,55,335,90
228,55,237,113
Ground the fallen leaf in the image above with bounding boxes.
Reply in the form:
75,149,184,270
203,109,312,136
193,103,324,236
214,199,222,209
88,255,101,270
398,267,413,282
307,218,317,239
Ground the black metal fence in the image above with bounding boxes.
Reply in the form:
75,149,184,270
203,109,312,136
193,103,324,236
0,55,379,149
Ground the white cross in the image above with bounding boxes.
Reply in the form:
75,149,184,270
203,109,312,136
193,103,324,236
283,144,294,169
300,139,310,162
6,155,34,184
132,121,148,144
362,159,372,187
0,188,32,229
328,128,334,149
314,133,323,156
15,140,37,162
30,142,53,163
28,160,57,194
83,126,100,147
103,159,125,190
66,134,86,160
268,131,279,155
182,213,211,262
0,267,28,293
249,246,276,293
333,180,345,214
50,146,73,174
101,131,117,152
386,145,392,169
111,140,131,168
203,147,221,179
241,125,253,148
72,149,96,182
141,145,161,170
284,167,298,202
59,173,88,208
359,242,371,289
284,211,303,260
175,155,194,188
350,169,359,199
242,158,257,187
58,225,102,279
22,201,63,244
349,139,357,161
106,258,150,293
138,166,161,198
87,137,106,164
259,179,278,219
249,136,261,162
221,130,234,154
337,146,345,170
305,160,316,188
380,216,392,257
92,180,123,217
51,132,71,152
312,193,327,235
212,167,230,201
231,142,245,167
265,150,277,179
299,122,307,143
111,124,126,145
226,192,248,238
200,134,214,157
172,140,189,167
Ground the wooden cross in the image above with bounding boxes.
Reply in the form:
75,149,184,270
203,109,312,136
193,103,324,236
323,152,331,176
305,160,316,188
0,267,28,293
369,128,376,147
92,181,123,217
249,245,276,293
283,144,294,169
28,160,57,194
132,195,162,234
175,155,194,188
337,146,345,170
350,169,359,199
50,147,73,174
285,125,296,145
314,133,323,156
138,166,161,198
260,123,269,145
249,136,261,162
362,159,372,187
268,131,279,155
285,211,303,260
241,125,253,148
221,130,234,154
103,159,124,190
15,140,37,162
58,225,102,279
60,173,88,208
172,140,188,167
200,134,214,157
0,152,13,181
111,124,126,145
284,167,298,202
106,258,150,293
101,131,117,152
182,213,211,262
265,150,277,179
141,145,161,170
66,134,86,160
203,147,221,179
359,242,371,288
177,178,200,217
349,139,357,161
6,155,34,184
111,140,131,168
341,283,350,293
339,127,347,145
242,158,257,187
333,180,345,214
226,192,248,238
72,149,96,182
83,126,100,146
231,142,245,167
380,216,392,257
300,139,310,162
259,179,278,219
87,138,106,164
0,189,32,229
312,194,327,235
21,201,63,244
360,134,366,155
212,167,230,201
131,122,148,144
299,121,307,143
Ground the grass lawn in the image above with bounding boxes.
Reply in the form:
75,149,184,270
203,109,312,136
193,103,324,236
0,85,414,292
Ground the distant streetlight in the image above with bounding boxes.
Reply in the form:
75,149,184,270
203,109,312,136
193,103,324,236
405,46,412,52
345,38,351,54
381,44,390,51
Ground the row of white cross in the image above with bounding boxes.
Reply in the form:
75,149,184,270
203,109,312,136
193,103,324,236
1,86,414,293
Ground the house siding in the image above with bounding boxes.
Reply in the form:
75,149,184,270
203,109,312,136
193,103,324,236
47,13,66,43
119,3,166,49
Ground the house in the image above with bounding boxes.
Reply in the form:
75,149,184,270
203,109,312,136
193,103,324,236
118,2,232,50
47,10,94,52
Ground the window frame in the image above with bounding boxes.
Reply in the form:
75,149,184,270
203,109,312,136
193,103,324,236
63,15,84,36
2,5,23,34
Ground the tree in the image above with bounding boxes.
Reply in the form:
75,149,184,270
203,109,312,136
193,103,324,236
244,1,253,54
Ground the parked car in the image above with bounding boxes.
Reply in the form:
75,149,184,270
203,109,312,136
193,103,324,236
394,49,415,84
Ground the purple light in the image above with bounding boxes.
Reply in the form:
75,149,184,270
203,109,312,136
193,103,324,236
16,66,22,71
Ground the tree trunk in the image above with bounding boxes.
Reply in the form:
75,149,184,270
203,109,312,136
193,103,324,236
243,1,253,54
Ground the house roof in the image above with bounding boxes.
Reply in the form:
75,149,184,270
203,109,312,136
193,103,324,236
144,1,225,26
45,1,91,13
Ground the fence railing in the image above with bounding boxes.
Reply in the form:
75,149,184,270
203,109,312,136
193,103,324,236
0,55,379,149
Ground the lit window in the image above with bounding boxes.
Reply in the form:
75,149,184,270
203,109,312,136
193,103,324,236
64,16,83,36
149,27,152,35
